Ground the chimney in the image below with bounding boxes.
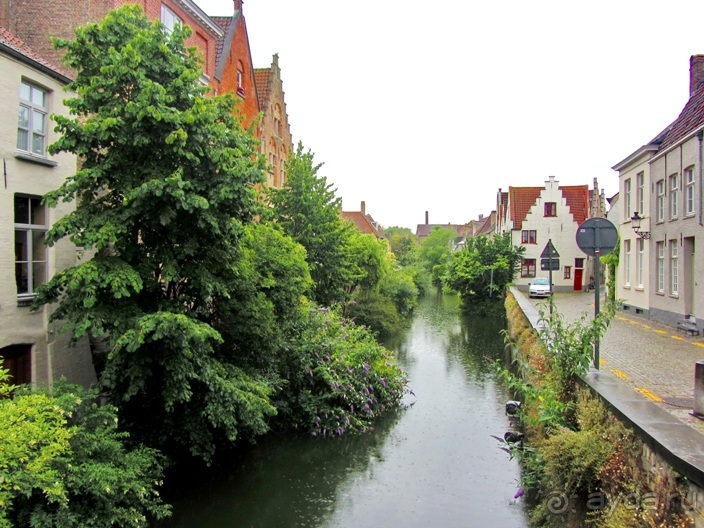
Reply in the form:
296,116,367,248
234,0,243,12
361,201,366,215
425,211,429,225
690,55,704,96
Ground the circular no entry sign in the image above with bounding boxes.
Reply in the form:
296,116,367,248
576,217,618,256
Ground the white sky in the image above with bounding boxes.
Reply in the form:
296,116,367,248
195,0,704,230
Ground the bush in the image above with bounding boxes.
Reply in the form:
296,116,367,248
348,292,402,338
1,375,170,528
274,305,407,437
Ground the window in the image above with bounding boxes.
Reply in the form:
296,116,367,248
161,4,181,33
14,195,47,297
623,239,631,286
637,239,644,288
656,242,665,293
686,167,695,216
624,178,632,219
521,230,537,244
670,240,678,295
636,172,645,217
656,180,665,222
17,81,48,157
574,258,584,268
544,202,556,217
564,266,571,279
236,61,245,97
521,259,536,278
669,174,678,219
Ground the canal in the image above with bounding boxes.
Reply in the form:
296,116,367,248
162,294,528,527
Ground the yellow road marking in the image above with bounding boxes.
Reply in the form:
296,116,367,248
694,342,704,348
618,317,628,321
642,325,652,329
654,330,668,334
600,359,608,366
612,369,630,380
671,336,685,341
629,320,640,325
636,388,664,402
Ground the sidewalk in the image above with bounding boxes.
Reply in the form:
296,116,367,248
528,290,704,435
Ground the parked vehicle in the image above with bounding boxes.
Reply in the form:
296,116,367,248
528,277,551,298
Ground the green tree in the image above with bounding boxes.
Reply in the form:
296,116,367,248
418,226,455,287
385,226,419,266
266,143,355,306
346,231,391,295
446,233,524,309
34,5,272,461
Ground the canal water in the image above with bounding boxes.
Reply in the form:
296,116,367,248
162,294,528,528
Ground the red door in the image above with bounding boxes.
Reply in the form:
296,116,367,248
574,268,583,291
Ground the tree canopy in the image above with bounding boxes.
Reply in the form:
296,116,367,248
35,5,272,461
265,143,356,306
445,232,525,310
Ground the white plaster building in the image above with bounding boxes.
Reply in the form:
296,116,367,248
0,27,95,388
498,176,593,292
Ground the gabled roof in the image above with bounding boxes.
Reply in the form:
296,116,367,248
560,185,589,225
509,185,589,229
476,211,496,236
211,16,233,70
254,68,271,107
342,211,384,238
658,83,704,151
0,26,70,82
509,187,542,230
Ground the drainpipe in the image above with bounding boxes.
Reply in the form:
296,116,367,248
699,131,703,227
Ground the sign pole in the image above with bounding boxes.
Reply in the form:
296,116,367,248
594,248,600,370
548,239,554,316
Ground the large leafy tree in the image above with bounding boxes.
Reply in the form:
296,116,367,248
418,226,456,287
265,143,355,306
34,5,273,461
385,226,419,266
445,233,525,309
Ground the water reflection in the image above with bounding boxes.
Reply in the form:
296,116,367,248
162,294,527,528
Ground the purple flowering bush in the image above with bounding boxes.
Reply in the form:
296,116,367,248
275,305,407,437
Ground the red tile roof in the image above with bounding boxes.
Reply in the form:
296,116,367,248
254,68,271,107
342,211,385,238
509,185,589,228
559,185,589,225
658,83,704,150
211,16,233,68
509,187,542,230
0,26,67,77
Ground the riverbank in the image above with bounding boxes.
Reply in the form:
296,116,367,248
507,287,704,527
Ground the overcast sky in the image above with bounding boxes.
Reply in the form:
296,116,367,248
195,0,704,230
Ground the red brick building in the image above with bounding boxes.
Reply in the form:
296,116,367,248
0,0,223,89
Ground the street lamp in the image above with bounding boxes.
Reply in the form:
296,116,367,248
630,212,651,239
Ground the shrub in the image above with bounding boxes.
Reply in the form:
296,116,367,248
2,376,170,528
275,305,407,437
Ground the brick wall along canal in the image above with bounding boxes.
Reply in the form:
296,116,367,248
162,294,528,528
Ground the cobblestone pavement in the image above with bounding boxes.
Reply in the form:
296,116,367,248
526,290,704,435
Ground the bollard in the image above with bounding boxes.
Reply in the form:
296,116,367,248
693,361,704,419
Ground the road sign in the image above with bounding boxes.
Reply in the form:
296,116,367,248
541,258,560,271
541,240,559,258
576,217,618,256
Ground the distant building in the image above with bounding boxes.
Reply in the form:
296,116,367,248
341,201,385,240
255,54,293,188
496,176,599,292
